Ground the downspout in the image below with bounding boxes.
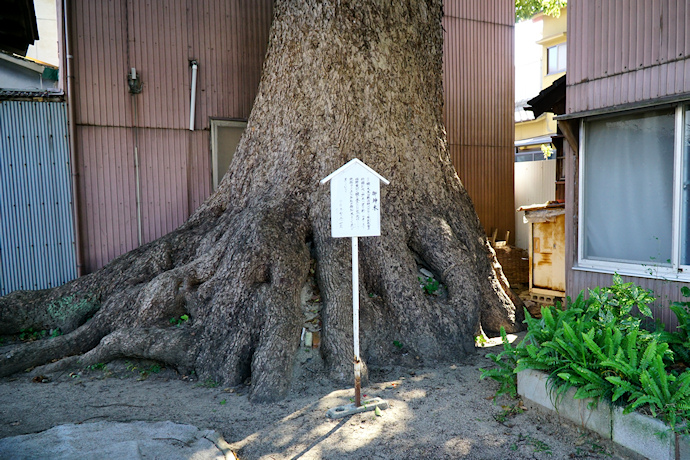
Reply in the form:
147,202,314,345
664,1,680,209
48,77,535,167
189,60,198,131
63,0,84,277
132,83,143,247
127,67,143,246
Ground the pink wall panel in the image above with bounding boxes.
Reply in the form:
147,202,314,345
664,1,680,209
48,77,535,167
76,126,138,272
567,0,690,114
70,0,272,271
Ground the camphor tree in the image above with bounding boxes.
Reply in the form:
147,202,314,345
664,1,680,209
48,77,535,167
0,0,523,402
515,0,566,21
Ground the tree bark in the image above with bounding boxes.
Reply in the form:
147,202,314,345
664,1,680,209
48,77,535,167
0,0,522,402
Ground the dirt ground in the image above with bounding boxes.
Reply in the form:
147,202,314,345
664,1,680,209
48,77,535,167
0,332,645,460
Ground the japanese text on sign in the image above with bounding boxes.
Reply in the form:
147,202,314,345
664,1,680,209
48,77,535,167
330,173,381,238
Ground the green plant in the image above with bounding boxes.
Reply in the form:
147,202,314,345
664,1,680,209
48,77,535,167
475,335,488,347
47,293,99,323
169,314,190,327
197,378,220,388
393,340,403,349
493,403,524,423
418,276,440,295
88,362,107,371
663,286,690,366
147,363,162,374
480,328,521,400
18,328,47,341
485,276,690,435
137,363,163,379
526,435,552,455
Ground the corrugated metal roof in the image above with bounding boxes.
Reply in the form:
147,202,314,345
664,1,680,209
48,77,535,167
515,99,536,122
0,89,63,100
515,134,554,147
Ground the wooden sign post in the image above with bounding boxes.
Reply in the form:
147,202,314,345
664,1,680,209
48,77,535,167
321,158,389,407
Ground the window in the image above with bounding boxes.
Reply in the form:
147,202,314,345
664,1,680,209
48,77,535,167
515,148,543,162
547,43,567,74
578,106,690,278
211,120,247,191
682,107,690,265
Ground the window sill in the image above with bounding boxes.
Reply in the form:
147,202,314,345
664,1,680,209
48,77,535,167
573,261,690,283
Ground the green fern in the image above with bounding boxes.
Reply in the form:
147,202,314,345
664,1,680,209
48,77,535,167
480,328,522,400
482,280,690,435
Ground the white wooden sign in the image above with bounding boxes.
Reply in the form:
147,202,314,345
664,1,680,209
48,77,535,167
320,158,390,238
320,158,389,407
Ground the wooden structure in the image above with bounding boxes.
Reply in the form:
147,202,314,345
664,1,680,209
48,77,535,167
518,202,565,303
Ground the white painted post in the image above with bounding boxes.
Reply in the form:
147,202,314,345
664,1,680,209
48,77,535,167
319,159,389,408
352,236,360,359
352,236,361,406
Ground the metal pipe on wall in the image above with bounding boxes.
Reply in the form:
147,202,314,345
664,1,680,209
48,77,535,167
132,95,143,247
62,0,84,277
189,60,198,131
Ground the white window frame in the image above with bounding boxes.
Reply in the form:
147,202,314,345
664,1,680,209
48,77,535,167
210,119,247,191
576,105,690,281
547,42,567,74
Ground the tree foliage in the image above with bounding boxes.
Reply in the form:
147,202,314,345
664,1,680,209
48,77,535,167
515,0,567,22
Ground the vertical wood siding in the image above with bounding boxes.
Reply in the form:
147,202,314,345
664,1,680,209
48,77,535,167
565,0,690,328
69,0,273,272
567,0,690,114
0,101,77,295
442,0,515,241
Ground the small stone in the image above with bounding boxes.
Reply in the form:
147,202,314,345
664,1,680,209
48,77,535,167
419,268,434,278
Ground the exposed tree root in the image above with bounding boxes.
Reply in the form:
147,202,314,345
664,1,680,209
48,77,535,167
0,0,524,402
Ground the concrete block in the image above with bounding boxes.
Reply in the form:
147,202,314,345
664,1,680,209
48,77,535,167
518,369,556,411
517,369,612,439
678,433,690,460
612,407,674,460
518,369,690,459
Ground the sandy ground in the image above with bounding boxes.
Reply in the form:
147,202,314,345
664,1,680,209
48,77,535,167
0,333,645,460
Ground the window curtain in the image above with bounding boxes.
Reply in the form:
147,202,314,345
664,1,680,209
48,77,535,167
583,110,675,265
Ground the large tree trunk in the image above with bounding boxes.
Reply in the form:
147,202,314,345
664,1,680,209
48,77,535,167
0,0,522,402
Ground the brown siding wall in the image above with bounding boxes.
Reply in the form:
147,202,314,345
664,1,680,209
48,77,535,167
68,0,272,272
443,0,515,242
567,0,690,114
565,0,690,325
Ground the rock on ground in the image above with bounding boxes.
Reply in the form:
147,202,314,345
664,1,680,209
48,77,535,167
0,420,235,460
